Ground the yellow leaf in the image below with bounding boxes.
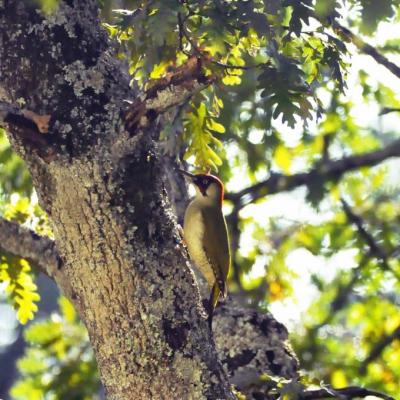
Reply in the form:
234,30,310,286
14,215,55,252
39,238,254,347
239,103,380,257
269,281,284,301
207,147,223,166
39,0,58,13
17,299,38,325
296,229,313,247
150,61,171,79
206,119,225,133
222,74,241,85
197,103,207,124
60,297,76,324
331,369,348,388
312,135,324,153
213,94,224,111
330,185,341,203
102,23,118,37
2,257,41,325
274,145,292,174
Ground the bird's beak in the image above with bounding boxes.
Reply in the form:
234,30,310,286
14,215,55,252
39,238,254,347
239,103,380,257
177,168,196,180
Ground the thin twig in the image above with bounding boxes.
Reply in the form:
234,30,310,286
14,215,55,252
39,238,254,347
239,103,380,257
359,324,400,374
313,13,400,81
341,199,388,262
312,256,367,332
340,199,400,281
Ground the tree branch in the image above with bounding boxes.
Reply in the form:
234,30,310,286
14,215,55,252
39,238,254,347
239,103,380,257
226,139,400,206
0,217,66,281
359,324,400,375
0,101,54,157
311,11,400,81
341,199,388,261
124,56,214,133
301,385,395,400
214,301,299,396
331,21,400,81
312,257,366,333
341,199,400,280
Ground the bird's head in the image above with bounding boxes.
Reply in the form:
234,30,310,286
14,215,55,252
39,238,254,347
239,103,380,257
178,169,224,206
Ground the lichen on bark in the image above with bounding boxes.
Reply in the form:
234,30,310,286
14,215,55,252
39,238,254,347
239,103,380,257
1,1,235,399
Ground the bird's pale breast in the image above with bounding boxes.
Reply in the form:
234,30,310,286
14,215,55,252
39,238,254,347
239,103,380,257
183,201,216,287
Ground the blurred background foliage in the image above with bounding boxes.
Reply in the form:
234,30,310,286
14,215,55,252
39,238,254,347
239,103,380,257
1,0,400,398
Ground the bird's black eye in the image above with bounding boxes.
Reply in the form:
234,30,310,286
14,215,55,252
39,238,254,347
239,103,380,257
202,179,208,185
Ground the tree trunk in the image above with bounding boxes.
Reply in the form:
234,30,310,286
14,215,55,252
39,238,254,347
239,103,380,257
0,1,234,398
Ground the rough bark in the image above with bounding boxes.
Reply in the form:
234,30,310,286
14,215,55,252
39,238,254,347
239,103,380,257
213,302,298,397
0,218,62,280
0,217,300,398
0,1,233,399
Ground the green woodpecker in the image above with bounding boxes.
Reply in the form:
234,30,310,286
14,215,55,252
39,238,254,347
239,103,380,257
179,169,230,328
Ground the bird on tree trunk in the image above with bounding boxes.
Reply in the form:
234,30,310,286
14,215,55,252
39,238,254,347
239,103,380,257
179,169,231,328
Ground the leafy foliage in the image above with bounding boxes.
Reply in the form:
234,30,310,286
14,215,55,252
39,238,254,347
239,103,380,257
183,97,226,169
0,128,32,197
103,0,357,171
0,255,39,325
11,297,101,400
0,197,51,324
2,0,400,399
358,0,398,33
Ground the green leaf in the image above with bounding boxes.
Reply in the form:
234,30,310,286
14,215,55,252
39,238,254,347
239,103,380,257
25,320,62,345
284,0,313,36
12,297,100,400
206,119,226,133
183,99,225,170
314,0,341,21
359,0,395,34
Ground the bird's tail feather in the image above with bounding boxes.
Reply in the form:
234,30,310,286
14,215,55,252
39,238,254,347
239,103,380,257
207,283,220,329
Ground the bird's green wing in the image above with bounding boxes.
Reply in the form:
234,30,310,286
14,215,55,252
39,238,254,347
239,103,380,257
201,206,230,298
